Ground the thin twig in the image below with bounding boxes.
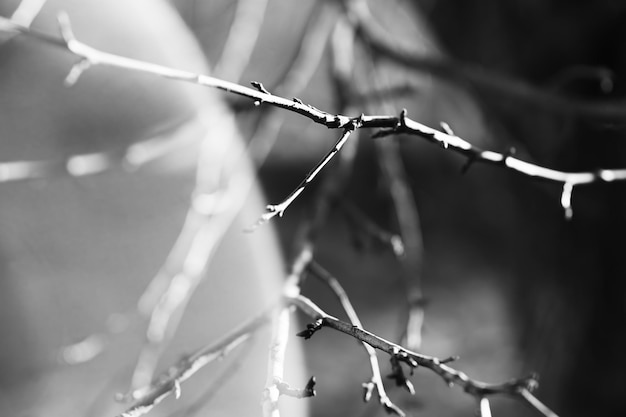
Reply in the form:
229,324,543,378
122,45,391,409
250,125,358,229
290,294,556,416
307,261,406,416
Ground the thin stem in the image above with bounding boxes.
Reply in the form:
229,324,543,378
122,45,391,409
250,126,357,228
307,261,406,416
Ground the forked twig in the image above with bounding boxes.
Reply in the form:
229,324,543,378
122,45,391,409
291,294,556,417
307,261,406,416
2,13,625,222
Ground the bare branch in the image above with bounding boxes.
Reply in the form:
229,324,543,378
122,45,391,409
250,125,358,229
290,294,558,417
307,261,406,416
262,307,291,417
3,14,625,198
117,310,271,417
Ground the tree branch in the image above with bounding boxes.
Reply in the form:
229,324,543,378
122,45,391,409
117,309,271,417
291,294,556,417
307,261,406,416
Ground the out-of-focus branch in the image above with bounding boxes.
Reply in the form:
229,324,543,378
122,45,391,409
478,397,493,417
290,294,556,417
117,309,271,417
262,307,291,417
0,115,199,183
262,306,316,417
339,200,405,256
247,2,334,165
307,261,405,416
339,0,626,122
212,0,268,82
0,0,47,43
367,64,426,350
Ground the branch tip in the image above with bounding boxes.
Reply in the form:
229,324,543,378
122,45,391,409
56,10,74,44
64,58,91,86
440,121,455,136
361,381,374,402
561,182,574,220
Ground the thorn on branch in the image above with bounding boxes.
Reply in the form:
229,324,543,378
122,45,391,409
399,108,408,128
276,376,317,399
296,319,324,340
440,355,460,364
561,182,574,220
303,376,317,397
251,81,270,94
293,97,304,105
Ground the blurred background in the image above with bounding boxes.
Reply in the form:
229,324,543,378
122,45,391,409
2,1,626,416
